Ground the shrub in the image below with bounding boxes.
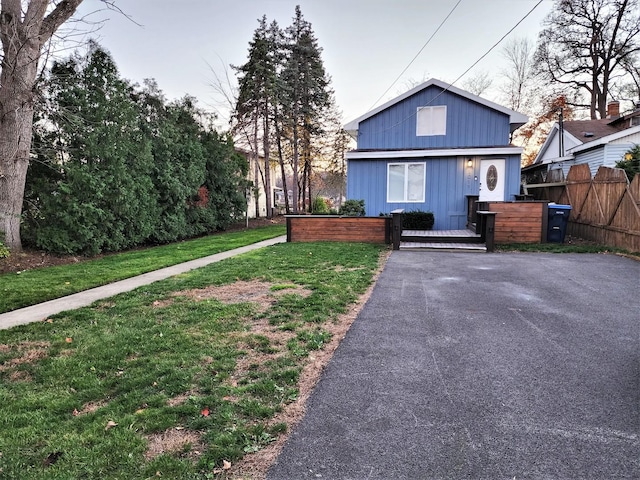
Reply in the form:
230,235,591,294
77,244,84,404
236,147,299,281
312,196,330,214
616,145,640,182
338,199,365,217
0,241,9,259
402,210,434,230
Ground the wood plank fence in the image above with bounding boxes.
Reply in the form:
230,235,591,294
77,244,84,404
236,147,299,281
488,201,547,244
529,165,640,252
286,216,391,244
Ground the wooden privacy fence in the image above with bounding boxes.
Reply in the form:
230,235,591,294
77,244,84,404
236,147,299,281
532,165,640,252
487,201,547,244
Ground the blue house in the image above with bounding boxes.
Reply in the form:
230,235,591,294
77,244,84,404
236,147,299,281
344,78,528,230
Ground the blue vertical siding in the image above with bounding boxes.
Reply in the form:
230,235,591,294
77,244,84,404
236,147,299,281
357,87,511,150
504,154,523,200
347,154,522,229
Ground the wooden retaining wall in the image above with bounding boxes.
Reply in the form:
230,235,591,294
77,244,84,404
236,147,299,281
286,216,390,244
488,201,547,244
528,165,640,252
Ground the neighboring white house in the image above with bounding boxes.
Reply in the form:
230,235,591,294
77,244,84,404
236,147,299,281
524,102,640,182
236,149,281,218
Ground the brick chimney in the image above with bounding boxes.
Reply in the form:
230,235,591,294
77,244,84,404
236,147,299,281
607,101,620,118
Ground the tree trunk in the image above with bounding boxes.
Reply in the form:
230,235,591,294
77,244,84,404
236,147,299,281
262,105,272,218
292,126,300,214
252,112,260,218
273,105,290,214
0,108,33,252
0,0,84,252
0,45,39,252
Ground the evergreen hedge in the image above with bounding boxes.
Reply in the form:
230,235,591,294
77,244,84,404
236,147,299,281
23,46,248,255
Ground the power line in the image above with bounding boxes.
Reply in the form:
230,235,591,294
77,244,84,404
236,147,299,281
364,0,544,137
446,0,544,93
367,0,463,111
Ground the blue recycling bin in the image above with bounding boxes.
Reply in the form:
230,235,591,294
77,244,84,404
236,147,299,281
547,203,572,243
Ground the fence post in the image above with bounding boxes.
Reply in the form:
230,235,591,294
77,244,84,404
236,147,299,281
390,209,404,250
477,211,497,252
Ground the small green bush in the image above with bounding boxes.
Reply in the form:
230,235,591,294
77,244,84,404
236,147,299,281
0,241,9,259
616,145,639,182
312,196,330,214
402,210,434,230
338,199,365,217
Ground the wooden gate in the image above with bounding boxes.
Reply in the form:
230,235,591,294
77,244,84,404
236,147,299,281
530,165,640,252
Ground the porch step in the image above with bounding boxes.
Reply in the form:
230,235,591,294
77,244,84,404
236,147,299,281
399,229,486,252
400,242,486,252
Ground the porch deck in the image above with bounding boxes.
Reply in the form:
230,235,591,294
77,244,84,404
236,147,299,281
399,229,486,252
402,229,480,238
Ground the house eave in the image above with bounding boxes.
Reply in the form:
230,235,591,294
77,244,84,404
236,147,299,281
346,146,523,160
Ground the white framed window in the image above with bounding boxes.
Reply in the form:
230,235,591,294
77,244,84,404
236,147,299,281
387,162,425,203
416,105,447,136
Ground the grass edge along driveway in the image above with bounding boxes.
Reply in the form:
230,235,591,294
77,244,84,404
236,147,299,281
0,241,387,479
0,225,285,314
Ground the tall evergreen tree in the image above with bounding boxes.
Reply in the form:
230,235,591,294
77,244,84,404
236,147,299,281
281,6,333,213
233,16,280,218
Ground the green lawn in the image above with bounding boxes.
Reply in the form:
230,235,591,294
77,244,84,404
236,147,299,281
495,242,638,256
0,225,285,314
0,241,387,479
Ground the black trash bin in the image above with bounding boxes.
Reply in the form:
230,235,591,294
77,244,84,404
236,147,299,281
547,203,572,243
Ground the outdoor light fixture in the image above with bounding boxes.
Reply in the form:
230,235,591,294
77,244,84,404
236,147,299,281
625,152,633,161
467,159,473,168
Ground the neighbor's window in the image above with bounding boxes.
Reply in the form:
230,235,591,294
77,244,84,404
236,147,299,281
416,105,446,136
387,163,425,202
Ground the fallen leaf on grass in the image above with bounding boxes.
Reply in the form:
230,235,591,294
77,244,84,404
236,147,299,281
105,420,118,431
201,407,209,417
65,337,73,343
72,409,79,416
42,451,63,467
223,460,231,470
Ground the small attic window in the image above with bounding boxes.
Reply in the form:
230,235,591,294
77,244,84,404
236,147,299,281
417,106,446,136
583,132,594,137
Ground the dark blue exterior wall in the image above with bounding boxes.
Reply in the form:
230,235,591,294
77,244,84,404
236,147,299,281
357,87,511,150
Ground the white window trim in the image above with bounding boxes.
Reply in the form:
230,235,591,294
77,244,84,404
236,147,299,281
387,162,426,203
416,105,447,136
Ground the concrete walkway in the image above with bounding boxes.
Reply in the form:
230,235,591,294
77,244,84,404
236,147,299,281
0,235,286,330
267,251,640,479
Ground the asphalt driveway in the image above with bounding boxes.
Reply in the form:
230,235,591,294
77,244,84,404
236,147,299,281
267,252,640,479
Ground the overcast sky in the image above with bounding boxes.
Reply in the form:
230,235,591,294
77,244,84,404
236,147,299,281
72,0,553,126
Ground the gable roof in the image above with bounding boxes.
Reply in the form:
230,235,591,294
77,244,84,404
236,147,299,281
344,78,529,137
534,121,640,165
570,124,640,154
533,123,581,164
562,119,625,142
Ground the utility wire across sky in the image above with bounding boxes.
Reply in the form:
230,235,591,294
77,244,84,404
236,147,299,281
368,0,463,112
363,0,544,137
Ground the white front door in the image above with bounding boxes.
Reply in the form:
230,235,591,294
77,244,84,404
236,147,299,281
479,159,505,202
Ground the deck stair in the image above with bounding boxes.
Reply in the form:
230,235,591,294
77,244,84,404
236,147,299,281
400,229,486,252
